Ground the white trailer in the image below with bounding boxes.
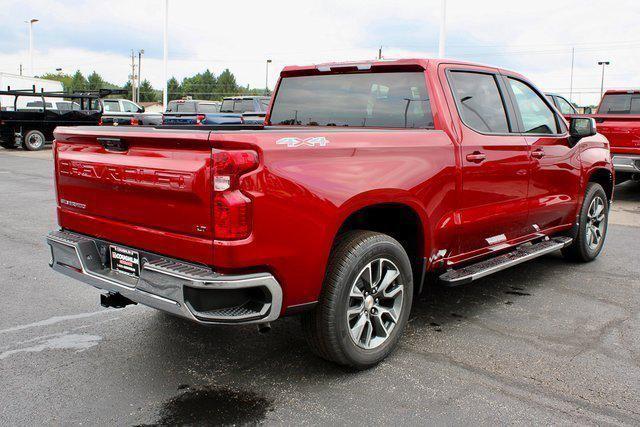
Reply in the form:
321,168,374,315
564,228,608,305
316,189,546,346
0,73,63,110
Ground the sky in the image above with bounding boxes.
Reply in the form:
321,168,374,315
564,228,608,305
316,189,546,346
0,0,639,105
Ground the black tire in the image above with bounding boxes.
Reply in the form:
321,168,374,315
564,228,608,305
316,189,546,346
562,183,609,262
21,129,46,151
301,230,413,369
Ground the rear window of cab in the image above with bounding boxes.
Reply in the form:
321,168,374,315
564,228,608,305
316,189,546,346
269,72,434,128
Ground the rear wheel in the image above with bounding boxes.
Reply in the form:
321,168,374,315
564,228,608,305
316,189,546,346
301,230,413,369
562,183,609,262
21,129,46,151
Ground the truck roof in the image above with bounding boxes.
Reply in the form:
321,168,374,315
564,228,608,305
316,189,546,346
280,58,525,79
602,89,640,95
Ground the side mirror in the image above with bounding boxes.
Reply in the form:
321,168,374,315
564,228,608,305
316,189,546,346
569,117,596,146
138,106,145,113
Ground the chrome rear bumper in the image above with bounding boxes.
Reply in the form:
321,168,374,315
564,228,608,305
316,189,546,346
612,154,640,173
46,230,282,324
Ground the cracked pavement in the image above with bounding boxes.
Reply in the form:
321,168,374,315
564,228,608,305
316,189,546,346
1,147,639,425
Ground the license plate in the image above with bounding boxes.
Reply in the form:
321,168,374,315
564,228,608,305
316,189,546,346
109,245,140,277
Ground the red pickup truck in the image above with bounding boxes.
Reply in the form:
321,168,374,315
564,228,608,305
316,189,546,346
47,59,613,368
587,90,640,183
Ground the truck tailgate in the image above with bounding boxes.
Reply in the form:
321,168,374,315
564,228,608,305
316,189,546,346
53,127,214,265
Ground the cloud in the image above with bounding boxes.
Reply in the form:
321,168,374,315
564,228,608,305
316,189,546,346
0,0,637,105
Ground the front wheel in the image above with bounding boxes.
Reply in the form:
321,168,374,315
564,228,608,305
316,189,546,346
301,230,413,369
21,130,46,151
562,183,609,262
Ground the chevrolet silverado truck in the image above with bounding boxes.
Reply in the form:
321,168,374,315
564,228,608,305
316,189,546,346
587,90,640,184
46,59,613,368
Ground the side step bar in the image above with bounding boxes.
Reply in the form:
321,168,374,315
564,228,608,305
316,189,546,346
439,236,573,287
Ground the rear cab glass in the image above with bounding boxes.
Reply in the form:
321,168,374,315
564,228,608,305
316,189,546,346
166,101,197,113
598,93,640,114
269,72,434,128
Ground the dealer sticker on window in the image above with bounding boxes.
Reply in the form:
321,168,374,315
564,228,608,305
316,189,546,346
109,245,140,278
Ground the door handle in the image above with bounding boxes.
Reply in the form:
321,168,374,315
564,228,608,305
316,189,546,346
466,151,486,163
531,149,545,159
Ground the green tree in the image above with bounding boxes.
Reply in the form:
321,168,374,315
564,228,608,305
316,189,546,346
69,70,88,92
167,77,181,101
138,79,158,102
38,72,72,91
86,71,106,91
216,69,238,98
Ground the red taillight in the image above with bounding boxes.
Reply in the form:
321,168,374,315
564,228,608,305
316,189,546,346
130,117,139,126
196,114,205,125
98,117,103,126
212,149,259,240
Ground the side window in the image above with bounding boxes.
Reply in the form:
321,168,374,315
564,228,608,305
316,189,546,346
508,79,559,134
448,71,510,133
122,101,139,112
103,100,121,112
555,96,577,115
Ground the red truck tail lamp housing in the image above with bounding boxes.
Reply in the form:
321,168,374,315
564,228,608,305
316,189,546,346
212,149,259,240
196,114,206,125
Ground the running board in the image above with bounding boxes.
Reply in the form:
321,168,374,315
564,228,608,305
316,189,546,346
439,237,573,287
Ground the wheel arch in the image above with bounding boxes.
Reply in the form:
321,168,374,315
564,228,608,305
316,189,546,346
330,195,428,294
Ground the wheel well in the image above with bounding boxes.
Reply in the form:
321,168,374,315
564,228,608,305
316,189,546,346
588,169,613,202
335,203,425,290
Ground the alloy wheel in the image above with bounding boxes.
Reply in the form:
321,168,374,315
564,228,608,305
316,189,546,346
346,258,404,350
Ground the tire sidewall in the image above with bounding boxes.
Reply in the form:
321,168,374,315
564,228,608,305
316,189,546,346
578,184,609,260
333,238,413,367
24,130,45,151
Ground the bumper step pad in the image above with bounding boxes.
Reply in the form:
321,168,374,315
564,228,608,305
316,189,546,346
439,236,572,286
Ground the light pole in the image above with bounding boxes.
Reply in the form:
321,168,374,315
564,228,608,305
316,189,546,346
138,49,144,103
597,61,610,99
265,59,272,95
162,0,169,110
438,0,446,58
26,18,39,76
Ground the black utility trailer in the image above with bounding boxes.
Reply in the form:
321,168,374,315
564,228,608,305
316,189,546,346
0,87,126,151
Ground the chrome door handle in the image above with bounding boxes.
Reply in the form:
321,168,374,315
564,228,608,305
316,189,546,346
466,151,486,163
531,149,545,159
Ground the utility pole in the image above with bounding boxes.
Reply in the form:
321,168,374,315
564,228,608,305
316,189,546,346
378,46,382,60
19,64,23,76
162,0,169,110
138,49,144,103
26,18,39,76
438,0,446,58
569,47,575,102
265,59,272,95
597,61,610,100
130,50,137,102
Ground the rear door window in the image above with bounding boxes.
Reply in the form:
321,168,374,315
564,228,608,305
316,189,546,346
103,100,121,112
508,78,559,134
555,96,577,115
448,71,510,133
270,71,433,128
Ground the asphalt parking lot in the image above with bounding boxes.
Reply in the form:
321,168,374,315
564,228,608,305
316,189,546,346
1,147,639,425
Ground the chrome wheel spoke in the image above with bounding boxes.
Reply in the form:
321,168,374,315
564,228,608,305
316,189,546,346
346,257,404,350
350,313,368,343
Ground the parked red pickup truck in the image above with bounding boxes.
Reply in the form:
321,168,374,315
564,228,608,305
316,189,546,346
587,90,640,183
47,59,613,368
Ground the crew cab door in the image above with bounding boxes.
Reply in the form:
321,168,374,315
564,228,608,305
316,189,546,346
444,67,531,256
503,76,581,232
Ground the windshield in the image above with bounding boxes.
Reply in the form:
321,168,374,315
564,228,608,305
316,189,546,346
269,72,434,128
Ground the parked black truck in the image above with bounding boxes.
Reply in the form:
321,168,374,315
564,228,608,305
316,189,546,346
0,87,126,151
